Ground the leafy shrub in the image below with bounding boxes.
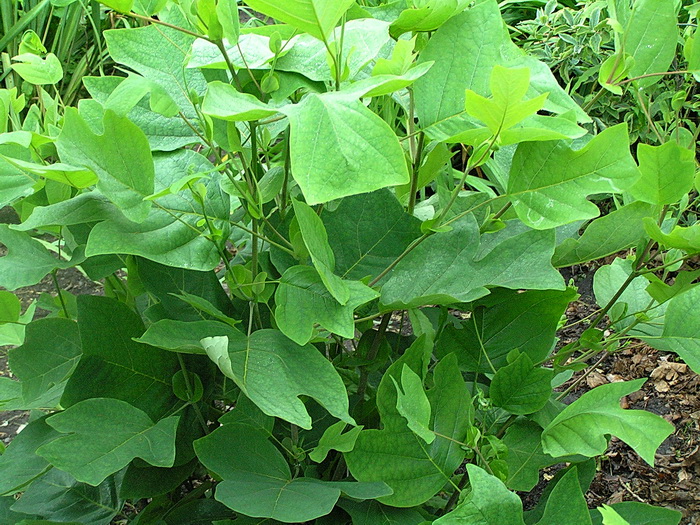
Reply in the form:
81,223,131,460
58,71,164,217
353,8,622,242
0,0,698,523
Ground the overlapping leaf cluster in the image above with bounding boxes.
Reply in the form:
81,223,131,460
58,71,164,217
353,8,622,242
0,0,697,523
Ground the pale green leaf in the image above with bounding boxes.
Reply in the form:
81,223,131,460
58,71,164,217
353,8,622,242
644,218,700,254
309,421,363,463
99,0,133,12
433,464,525,525
508,124,640,229
274,265,378,345
393,364,434,444
37,398,178,485
0,290,20,323
243,0,355,41
380,215,564,309
283,94,409,205
56,108,154,222
390,0,471,37
136,319,236,354
202,81,279,121
629,141,695,205
490,353,553,415
0,156,97,188
598,505,630,525
11,53,63,85
201,329,353,429
590,501,681,525
217,0,240,44
541,379,674,465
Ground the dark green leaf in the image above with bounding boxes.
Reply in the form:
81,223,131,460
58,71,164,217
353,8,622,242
490,353,553,415
0,417,57,496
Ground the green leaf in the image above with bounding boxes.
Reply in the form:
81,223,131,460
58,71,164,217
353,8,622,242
195,424,389,522
322,189,422,280
292,199,349,304
61,296,180,420
393,364,434,444
490,353,553,415
345,351,473,506
0,417,57,496
8,318,81,406
508,124,640,229
553,201,656,267
629,142,695,205
0,225,79,291
103,73,178,118
84,150,230,271
0,301,35,347
10,469,124,524
56,108,154,222
535,468,591,525
465,66,548,135
201,329,353,429
274,265,378,345
283,94,409,205
0,156,98,189
643,218,700,254
10,53,63,85
13,192,121,231
643,284,700,373
136,319,235,354
380,216,564,309
590,501,681,525
598,53,634,95
99,0,133,12
120,459,197,500
0,153,35,208
338,499,425,525
541,379,674,465
433,464,525,525
309,421,363,463
390,0,470,37
217,0,240,44
243,0,355,41
37,398,178,485
202,82,279,121
597,506,629,525
625,0,678,87
0,290,20,323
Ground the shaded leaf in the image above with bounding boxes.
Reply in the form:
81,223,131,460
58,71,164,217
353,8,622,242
490,353,553,415
0,417,57,496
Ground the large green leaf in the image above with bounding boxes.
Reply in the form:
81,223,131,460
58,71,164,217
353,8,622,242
553,201,656,267
201,329,353,429
380,215,564,309
643,219,700,255
433,464,525,525
345,351,473,507
37,398,178,486
9,469,124,524
136,319,235,354
61,296,180,420
643,284,700,373
8,318,81,406
590,501,682,525
0,153,35,207
85,149,230,271
0,225,80,291
629,142,695,205
0,417,57,496
243,0,355,41
195,423,390,522
541,379,674,465
292,199,349,304
13,192,121,231
393,364,434,444
490,353,553,415
83,76,199,151
625,0,678,87
322,189,422,280
202,81,278,121
274,265,378,345
104,14,207,115
283,93,409,205
56,108,153,222
338,499,425,525
535,467,591,525
508,124,640,229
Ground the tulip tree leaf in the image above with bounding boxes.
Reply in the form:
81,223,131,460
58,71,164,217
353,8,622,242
274,265,378,345
0,225,79,291
535,467,591,525
195,423,390,522
201,329,353,429
0,290,20,323
393,364,434,444
503,420,564,492
433,464,525,525
490,353,553,415
85,149,230,271
61,295,180,420
202,81,279,121
292,199,349,304
508,124,640,229
309,422,363,463
322,189,422,281
541,379,674,465
345,351,473,507
284,94,409,205
629,142,695,205
136,319,235,354
643,218,700,254
338,499,426,525
37,398,179,486
10,53,63,85
380,215,564,309
243,0,355,41
590,501,682,525
9,468,124,524
8,318,81,406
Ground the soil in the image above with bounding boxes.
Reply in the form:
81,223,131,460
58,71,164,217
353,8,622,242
1,231,698,522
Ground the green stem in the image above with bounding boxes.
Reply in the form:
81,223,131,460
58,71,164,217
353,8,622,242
408,131,425,215
51,270,70,319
